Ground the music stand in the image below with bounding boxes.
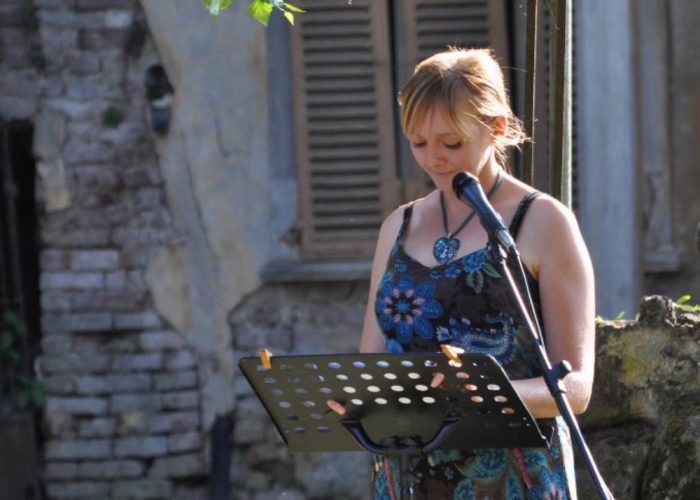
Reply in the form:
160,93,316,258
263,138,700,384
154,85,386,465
239,351,549,498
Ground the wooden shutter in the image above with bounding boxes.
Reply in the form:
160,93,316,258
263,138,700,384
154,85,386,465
397,0,511,199
290,0,400,260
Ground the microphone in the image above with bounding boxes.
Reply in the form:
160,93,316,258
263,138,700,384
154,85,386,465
452,172,516,252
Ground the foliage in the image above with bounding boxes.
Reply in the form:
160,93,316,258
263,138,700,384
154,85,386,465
202,0,304,26
676,295,700,313
0,310,44,412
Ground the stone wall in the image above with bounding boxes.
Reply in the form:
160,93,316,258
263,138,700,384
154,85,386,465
1,0,209,498
230,294,700,499
230,282,371,500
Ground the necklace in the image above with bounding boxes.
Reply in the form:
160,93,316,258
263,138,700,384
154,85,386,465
433,171,504,264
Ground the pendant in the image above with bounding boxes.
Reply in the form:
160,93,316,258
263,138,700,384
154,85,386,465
433,236,460,264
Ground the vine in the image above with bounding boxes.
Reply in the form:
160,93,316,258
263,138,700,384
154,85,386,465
202,0,304,25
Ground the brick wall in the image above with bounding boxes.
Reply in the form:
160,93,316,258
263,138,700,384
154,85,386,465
1,1,208,498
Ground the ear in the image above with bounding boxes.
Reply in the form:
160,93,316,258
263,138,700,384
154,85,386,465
492,115,507,137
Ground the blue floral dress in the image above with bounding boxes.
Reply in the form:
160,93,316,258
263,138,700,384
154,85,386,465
372,193,576,500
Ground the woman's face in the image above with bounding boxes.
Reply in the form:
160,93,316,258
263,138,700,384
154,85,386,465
408,102,494,193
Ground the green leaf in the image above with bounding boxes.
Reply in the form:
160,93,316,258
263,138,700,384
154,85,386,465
248,0,273,26
283,10,294,25
202,0,234,20
615,311,625,320
281,2,305,13
676,294,691,305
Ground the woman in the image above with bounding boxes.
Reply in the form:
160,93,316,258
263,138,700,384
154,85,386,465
331,48,595,499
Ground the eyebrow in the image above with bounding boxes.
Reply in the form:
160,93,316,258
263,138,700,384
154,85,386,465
410,132,458,138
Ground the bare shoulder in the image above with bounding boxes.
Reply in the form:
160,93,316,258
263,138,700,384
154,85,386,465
526,193,580,234
517,193,589,277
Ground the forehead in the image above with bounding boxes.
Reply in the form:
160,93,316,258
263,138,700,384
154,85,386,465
409,102,480,139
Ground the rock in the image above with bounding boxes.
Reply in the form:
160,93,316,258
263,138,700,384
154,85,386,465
641,392,700,500
575,422,655,499
638,295,676,326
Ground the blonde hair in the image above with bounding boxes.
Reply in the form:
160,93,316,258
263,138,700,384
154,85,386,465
398,48,527,168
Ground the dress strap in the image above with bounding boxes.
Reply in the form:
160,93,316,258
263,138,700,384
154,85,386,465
508,191,540,240
396,203,415,243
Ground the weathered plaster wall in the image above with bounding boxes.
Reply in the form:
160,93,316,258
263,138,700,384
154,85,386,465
643,0,700,301
138,0,272,430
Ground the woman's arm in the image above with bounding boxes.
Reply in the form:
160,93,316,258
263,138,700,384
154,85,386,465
358,207,406,353
511,196,596,417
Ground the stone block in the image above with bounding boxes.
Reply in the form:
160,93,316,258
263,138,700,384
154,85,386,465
45,461,78,480
47,396,108,416
73,164,121,190
112,353,163,372
111,393,161,413
154,370,198,391
105,270,126,288
233,419,266,445
41,354,111,374
42,312,113,333
77,459,145,479
41,291,71,312
161,391,198,411
235,397,267,420
40,272,104,290
104,9,133,28
33,107,67,158
114,436,167,458
167,432,203,453
112,479,173,500
164,349,196,370
65,50,101,75
40,249,69,271
43,376,75,395
140,331,185,351
75,373,150,395
114,312,162,330
41,334,73,354
41,228,111,247
45,439,111,459
44,412,75,437
148,411,199,434
46,481,111,498
108,373,152,392
116,411,149,435
149,453,206,478
70,249,120,271
78,417,116,438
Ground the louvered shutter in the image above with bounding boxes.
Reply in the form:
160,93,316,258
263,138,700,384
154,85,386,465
398,0,510,199
291,0,400,260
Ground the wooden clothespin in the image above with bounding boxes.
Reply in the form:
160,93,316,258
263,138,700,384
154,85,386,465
440,344,464,367
258,348,272,370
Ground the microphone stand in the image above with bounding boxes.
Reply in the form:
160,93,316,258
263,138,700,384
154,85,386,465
486,238,614,500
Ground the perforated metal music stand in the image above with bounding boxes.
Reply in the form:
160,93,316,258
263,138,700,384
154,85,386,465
239,352,548,497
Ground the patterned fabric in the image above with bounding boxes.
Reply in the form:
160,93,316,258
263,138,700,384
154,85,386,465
372,192,576,500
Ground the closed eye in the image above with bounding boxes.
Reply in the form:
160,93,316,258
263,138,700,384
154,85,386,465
445,142,462,150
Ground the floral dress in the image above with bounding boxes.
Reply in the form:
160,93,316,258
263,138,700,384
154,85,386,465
372,192,576,500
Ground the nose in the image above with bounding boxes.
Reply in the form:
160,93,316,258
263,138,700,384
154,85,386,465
425,146,444,168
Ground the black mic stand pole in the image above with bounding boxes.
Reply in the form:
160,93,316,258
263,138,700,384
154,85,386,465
486,238,614,500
